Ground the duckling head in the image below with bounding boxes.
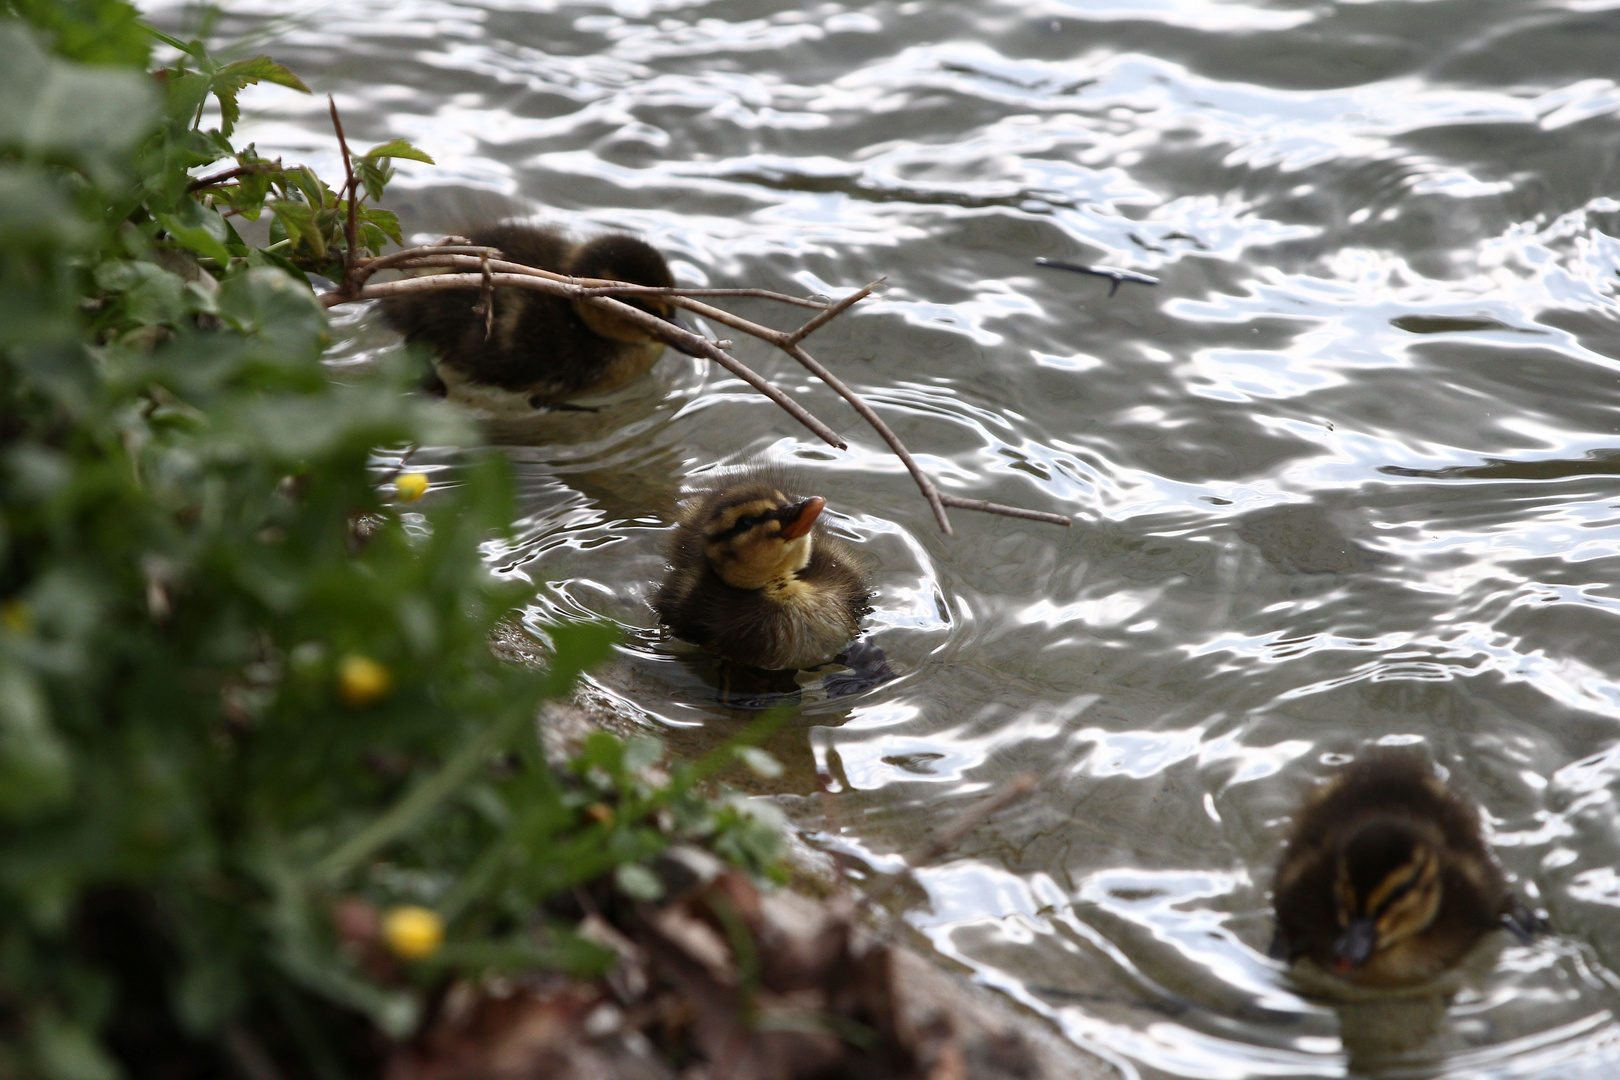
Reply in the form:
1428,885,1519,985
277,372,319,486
1332,819,1443,972
699,486,827,592
565,234,696,352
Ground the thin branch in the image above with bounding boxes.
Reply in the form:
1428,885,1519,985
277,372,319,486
344,270,845,450
575,284,830,310
186,162,270,193
863,774,1038,909
347,241,492,293
326,245,1072,531
354,251,830,311
902,774,1036,868
782,281,878,348
939,495,1071,527
328,96,361,300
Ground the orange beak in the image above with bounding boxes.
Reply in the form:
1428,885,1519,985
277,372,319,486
778,496,825,541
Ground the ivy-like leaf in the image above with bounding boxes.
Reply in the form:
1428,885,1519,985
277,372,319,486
157,198,232,264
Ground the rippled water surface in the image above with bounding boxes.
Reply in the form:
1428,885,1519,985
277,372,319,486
152,0,1620,1074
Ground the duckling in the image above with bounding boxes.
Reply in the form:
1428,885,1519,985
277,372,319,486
382,223,694,407
1270,750,1538,988
653,480,872,671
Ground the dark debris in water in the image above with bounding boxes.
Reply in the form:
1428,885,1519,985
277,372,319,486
1381,449,1620,482
1389,314,1544,335
1034,258,1160,297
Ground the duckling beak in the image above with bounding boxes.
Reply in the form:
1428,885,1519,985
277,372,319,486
777,496,826,541
1333,918,1378,971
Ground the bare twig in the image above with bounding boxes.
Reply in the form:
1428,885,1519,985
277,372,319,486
475,250,494,340
902,774,1036,868
337,267,845,449
186,162,271,193
328,96,362,300
939,495,1071,527
576,284,830,310
326,244,1073,531
864,774,1038,909
782,282,876,348
670,294,1070,532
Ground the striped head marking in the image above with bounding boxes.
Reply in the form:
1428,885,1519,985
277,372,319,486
1332,820,1442,970
701,490,826,591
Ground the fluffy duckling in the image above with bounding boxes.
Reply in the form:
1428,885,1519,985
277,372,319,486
1270,750,1537,988
653,480,872,671
382,223,693,407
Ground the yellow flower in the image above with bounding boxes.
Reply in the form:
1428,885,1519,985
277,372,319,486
395,472,429,502
382,905,443,960
337,655,393,708
0,600,32,635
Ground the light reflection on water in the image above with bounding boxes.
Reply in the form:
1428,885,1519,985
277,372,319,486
159,0,1620,1074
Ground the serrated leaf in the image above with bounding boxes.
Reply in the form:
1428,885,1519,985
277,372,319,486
211,58,312,137
358,160,389,203
361,206,403,247
358,221,389,255
362,138,434,165
225,57,311,95
287,165,327,209
267,200,325,259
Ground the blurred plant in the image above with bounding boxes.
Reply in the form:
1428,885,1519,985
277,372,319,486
0,6,783,1079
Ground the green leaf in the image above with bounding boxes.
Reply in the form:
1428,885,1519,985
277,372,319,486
157,198,232,264
613,862,664,901
267,199,325,259
360,206,404,248
221,56,311,95
210,57,311,137
216,265,328,351
0,23,158,176
0,662,71,817
357,159,390,203
31,1010,118,1080
17,0,151,66
94,259,189,326
362,138,434,165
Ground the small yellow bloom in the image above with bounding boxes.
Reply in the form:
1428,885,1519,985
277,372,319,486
395,472,429,502
0,600,32,635
382,905,443,960
337,654,394,708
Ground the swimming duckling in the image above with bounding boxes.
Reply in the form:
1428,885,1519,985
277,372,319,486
382,223,694,407
653,481,872,671
1270,750,1538,988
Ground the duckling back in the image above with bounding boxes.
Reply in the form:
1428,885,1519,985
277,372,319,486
382,223,677,405
1270,750,1517,987
654,482,872,671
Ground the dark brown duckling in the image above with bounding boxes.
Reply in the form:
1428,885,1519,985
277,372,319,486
653,480,872,671
382,222,693,407
1270,749,1539,988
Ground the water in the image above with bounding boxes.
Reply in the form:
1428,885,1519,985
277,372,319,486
151,0,1620,1075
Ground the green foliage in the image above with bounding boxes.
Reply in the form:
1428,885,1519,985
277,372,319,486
0,6,782,1078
